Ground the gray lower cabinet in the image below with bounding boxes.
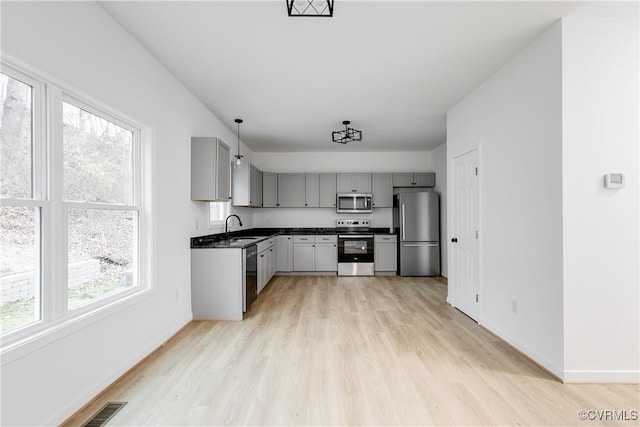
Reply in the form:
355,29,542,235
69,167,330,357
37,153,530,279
277,173,306,207
372,173,393,208
191,248,243,320
191,137,231,201
374,234,398,272
263,172,277,207
276,235,293,272
293,235,315,271
257,237,276,293
315,235,337,271
319,173,337,207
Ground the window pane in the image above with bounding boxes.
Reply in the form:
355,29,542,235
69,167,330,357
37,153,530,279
209,201,229,223
0,206,40,333
0,73,33,199
63,102,133,204
67,208,137,309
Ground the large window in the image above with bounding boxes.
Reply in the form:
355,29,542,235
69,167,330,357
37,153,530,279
0,63,146,340
62,100,140,309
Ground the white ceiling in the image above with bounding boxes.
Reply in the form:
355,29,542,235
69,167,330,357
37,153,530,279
99,1,637,153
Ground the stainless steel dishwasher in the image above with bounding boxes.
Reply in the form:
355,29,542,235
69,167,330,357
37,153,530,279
244,245,257,313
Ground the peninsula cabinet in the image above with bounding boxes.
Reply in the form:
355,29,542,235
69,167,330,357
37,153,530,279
277,173,306,207
372,173,393,208
319,173,337,207
191,137,231,201
392,172,435,188
337,173,372,193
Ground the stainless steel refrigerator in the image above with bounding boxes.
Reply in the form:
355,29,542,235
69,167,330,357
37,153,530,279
393,191,440,276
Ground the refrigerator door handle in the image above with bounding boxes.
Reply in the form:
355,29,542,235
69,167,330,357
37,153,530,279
402,243,439,247
401,203,406,240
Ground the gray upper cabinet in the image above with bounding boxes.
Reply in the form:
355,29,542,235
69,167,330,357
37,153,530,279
337,173,372,193
277,173,306,207
262,172,277,208
191,137,231,201
305,173,319,207
392,172,435,188
232,161,261,207
250,165,263,207
372,173,393,208
319,173,337,207
413,172,435,187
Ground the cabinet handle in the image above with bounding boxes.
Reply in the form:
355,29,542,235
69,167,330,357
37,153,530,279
260,254,264,257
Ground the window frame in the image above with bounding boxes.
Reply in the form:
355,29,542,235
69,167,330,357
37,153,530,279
60,94,143,314
0,58,151,350
0,64,48,334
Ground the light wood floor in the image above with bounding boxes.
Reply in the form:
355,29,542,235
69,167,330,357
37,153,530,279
64,275,639,426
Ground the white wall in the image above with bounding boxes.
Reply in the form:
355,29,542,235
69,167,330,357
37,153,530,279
430,143,447,277
253,150,432,173
0,3,239,425
561,18,639,382
447,22,565,377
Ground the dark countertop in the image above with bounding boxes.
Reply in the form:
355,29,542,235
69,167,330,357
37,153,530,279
191,227,396,248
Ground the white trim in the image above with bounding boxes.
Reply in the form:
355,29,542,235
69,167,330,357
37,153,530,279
480,317,564,380
562,370,640,384
0,287,155,365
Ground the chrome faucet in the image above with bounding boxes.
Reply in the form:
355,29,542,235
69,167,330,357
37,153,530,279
225,214,243,241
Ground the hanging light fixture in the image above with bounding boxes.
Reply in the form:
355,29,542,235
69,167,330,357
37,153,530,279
287,0,333,17
234,118,243,167
332,120,362,144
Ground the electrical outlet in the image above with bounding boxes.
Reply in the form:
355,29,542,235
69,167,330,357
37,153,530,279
512,299,518,314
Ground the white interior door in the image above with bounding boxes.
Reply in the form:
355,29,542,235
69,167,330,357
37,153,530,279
450,149,480,320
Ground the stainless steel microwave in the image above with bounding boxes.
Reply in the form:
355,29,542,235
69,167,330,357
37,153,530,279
336,193,372,214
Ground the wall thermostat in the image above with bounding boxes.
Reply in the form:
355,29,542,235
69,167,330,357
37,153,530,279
604,173,625,189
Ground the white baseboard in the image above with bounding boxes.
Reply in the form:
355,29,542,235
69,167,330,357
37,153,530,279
563,370,640,383
479,318,564,380
48,313,193,426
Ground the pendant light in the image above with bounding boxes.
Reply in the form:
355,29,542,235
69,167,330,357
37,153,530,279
234,118,243,167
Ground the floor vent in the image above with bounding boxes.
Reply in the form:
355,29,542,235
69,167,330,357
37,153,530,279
82,402,127,427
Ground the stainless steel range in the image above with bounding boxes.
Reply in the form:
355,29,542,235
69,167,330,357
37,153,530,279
336,219,374,276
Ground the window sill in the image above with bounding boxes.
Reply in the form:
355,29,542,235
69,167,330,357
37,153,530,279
0,287,154,366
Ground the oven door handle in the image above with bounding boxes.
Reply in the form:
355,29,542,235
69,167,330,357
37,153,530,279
338,234,374,239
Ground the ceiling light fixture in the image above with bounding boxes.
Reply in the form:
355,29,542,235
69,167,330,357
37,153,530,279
332,120,362,144
234,118,243,167
286,0,333,17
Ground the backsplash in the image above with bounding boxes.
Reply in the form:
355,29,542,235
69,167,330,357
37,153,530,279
253,207,392,228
